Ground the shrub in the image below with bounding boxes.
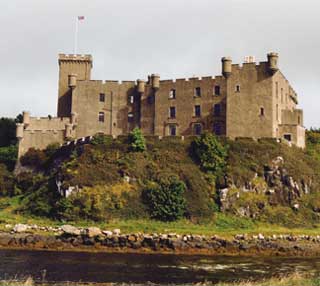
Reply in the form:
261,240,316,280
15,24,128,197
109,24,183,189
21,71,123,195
67,182,139,221
0,145,17,171
129,128,146,152
21,176,62,218
143,175,186,221
44,143,60,158
20,148,47,168
0,164,15,196
91,133,113,146
191,132,227,177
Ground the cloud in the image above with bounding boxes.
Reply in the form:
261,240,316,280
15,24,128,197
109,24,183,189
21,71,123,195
0,0,319,127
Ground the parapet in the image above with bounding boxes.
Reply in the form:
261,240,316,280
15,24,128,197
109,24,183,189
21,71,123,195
58,54,92,65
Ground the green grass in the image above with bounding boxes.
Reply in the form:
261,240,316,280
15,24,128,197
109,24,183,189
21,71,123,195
1,196,320,238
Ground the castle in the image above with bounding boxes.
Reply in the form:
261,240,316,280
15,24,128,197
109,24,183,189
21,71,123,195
16,52,305,157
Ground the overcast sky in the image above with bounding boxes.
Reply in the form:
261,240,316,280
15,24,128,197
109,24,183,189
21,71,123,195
0,0,319,127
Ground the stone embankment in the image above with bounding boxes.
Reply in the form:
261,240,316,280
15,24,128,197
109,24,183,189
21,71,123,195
0,224,320,256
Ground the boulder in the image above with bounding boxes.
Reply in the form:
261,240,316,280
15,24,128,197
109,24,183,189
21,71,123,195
86,227,102,238
61,225,81,236
102,230,113,236
113,228,121,235
13,224,28,233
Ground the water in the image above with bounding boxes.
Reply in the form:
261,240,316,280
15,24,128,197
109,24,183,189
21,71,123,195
0,249,319,285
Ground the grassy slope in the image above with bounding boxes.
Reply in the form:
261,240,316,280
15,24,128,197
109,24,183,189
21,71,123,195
2,196,320,238
2,132,320,235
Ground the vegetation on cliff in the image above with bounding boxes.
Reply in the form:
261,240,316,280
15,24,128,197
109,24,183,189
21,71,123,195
1,116,320,232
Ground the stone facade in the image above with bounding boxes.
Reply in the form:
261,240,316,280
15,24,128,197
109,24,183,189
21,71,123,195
16,52,305,157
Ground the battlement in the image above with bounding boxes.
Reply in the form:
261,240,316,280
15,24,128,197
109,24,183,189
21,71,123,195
25,115,71,131
58,54,92,64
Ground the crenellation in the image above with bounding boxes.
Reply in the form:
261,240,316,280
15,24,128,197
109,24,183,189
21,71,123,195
16,51,305,157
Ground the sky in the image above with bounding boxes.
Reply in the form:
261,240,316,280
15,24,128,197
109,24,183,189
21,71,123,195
0,0,319,128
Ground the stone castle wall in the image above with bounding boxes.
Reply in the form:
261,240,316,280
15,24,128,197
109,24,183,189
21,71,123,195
16,52,306,157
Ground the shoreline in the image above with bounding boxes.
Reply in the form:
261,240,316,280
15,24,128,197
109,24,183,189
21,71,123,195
2,231,320,257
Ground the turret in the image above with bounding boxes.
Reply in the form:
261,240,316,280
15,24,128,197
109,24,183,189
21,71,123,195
137,79,145,93
16,123,24,139
151,74,160,90
222,57,232,78
68,74,77,88
65,123,74,139
22,111,30,126
71,112,78,125
267,52,279,75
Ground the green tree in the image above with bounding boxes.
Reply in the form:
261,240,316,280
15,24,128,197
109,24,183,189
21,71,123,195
0,118,17,147
192,132,227,177
0,145,18,171
129,128,146,152
143,175,186,221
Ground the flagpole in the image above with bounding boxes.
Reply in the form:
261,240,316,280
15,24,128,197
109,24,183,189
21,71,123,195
74,17,78,54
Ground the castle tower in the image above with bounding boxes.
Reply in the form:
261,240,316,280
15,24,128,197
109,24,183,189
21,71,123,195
57,54,92,117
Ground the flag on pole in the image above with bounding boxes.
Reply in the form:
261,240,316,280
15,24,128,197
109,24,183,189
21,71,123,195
78,16,85,21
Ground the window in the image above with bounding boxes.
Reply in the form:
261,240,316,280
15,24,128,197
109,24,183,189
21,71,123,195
276,104,279,121
194,123,202,135
169,125,177,136
194,87,201,97
99,93,105,102
195,105,201,117
98,112,105,122
275,82,278,99
284,134,291,142
213,122,221,135
128,112,134,122
298,116,301,125
235,85,240,92
281,88,283,103
169,106,176,118
214,85,220,96
260,107,265,116
169,89,176,99
214,104,221,116
129,95,134,104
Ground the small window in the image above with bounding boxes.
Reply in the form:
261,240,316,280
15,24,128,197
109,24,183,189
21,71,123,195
194,87,201,97
129,95,134,104
169,106,176,118
194,123,202,135
213,122,221,135
284,134,291,142
298,116,301,125
128,112,134,122
214,104,221,116
281,88,283,103
214,85,220,96
260,107,265,116
99,93,105,102
98,112,105,122
169,125,177,136
235,85,240,92
169,89,176,99
195,105,201,117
